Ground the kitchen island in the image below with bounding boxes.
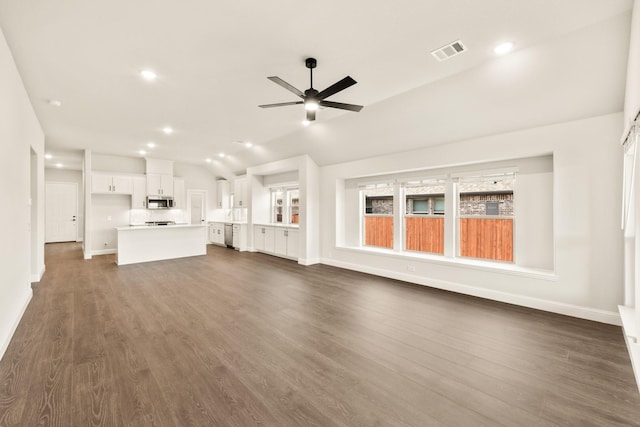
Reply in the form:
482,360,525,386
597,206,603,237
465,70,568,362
115,224,207,265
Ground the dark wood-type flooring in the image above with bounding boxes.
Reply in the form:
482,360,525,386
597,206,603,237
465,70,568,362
1,242,640,426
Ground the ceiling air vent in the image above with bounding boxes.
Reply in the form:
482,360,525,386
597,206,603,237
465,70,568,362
431,40,466,61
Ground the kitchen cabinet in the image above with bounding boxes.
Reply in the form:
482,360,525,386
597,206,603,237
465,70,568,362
285,228,299,258
147,173,173,197
92,173,132,194
232,223,248,250
173,178,185,209
254,225,265,251
131,176,146,209
233,177,247,208
254,225,297,259
217,180,229,209
209,223,225,246
275,228,298,258
263,227,275,253
254,225,275,253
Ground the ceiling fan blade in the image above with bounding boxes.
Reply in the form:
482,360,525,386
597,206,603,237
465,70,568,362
306,110,316,121
267,76,304,98
316,76,357,100
320,100,363,112
258,101,304,108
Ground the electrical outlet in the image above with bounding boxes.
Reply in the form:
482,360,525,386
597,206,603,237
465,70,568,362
407,265,416,272
104,242,108,247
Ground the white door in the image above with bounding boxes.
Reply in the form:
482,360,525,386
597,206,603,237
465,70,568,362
187,190,207,225
46,182,77,243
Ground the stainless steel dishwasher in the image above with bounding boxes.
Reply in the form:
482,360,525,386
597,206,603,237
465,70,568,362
224,223,233,248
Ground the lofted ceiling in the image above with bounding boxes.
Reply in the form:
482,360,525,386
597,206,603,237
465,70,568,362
0,0,633,176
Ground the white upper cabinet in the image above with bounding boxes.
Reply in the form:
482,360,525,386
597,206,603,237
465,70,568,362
233,177,247,208
173,178,185,209
92,173,133,195
146,158,174,197
217,180,229,209
131,176,146,209
146,173,174,197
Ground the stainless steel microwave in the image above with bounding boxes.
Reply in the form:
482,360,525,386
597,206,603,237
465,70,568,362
146,196,174,209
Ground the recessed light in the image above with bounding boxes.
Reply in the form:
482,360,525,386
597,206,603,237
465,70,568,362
244,142,253,148
494,41,514,55
218,153,225,158
205,158,212,163
146,142,156,148
138,150,147,155
47,99,62,107
44,153,53,160
162,127,174,134
302,120,311,126
140,69,157,81
55,163,63,168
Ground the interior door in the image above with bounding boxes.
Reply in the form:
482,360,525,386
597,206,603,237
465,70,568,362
45,182,77,243
187,190,207,225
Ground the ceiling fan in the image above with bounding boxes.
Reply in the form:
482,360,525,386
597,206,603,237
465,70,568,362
259,57,363,122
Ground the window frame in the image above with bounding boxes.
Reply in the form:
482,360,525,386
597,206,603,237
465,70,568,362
270,185,299,225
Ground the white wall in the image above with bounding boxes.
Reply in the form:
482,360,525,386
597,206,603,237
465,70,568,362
91,194,130,253
320,113,623,324
45,168,84,240
0,27,44,360
623,0,640,138
173,162,218,219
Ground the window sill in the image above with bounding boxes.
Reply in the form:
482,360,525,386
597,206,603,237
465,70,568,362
335,245,557,281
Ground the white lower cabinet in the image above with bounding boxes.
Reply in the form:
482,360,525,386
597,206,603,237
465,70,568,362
264,227,275,253
254,225,298,260
254,226,266,251
285,229,299,258
232,224,247,250
209,223,225,246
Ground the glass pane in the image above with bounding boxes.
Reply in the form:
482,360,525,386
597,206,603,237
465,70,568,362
458,175,514,217
363,185,393,215
404,181,445,254
413,199,429,213
362,185,394,248
405,181,445,215
289,189,299,224
272,189,284,223
433,198,445,214
458,174,514,262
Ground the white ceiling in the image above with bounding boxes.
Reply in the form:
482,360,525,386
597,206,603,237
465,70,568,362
0,0,633,176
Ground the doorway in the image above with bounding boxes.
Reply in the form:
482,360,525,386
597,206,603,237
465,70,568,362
187,190,207,225
45,182,78,242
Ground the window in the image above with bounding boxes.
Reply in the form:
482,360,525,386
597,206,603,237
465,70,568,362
362,184,394,248
345,155,553,271
404,179,445,254
457,173,514,262
271,186,299,224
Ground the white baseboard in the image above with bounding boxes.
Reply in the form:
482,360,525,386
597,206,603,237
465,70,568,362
30,264,46,283
92,248,116,256
0,288,32,362
321,257,621,325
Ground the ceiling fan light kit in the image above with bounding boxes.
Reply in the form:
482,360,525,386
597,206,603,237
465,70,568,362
259,57,363,122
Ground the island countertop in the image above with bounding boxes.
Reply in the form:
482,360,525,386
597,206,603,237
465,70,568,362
115,224,207,265
116,223,206,231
